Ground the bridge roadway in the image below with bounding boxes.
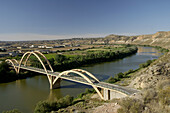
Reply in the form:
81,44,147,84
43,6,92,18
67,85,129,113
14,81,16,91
14,64,138,96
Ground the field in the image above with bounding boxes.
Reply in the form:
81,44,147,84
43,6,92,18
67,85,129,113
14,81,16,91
44,45,125,59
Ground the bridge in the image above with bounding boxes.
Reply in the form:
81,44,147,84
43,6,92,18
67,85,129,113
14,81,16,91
5,51,138,100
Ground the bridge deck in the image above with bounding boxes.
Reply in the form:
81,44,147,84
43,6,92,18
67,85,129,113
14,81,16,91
14,65,138,95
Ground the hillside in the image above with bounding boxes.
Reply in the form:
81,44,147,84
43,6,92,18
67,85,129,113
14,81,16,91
104,31,170,49
92,32,170,112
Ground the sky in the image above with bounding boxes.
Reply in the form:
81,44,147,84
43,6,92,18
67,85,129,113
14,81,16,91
0,0,170,41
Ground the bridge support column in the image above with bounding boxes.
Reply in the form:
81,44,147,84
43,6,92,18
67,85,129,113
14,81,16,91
50,78,61,89
103,89,110,100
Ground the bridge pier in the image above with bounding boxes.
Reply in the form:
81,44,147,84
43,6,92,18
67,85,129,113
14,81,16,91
103,89,110,100
50,77,61,89
103,88,127,100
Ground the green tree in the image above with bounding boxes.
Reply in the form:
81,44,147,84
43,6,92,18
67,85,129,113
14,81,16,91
34,101,53,113
48,58,55,67
0,62,16,83
55,54,67,64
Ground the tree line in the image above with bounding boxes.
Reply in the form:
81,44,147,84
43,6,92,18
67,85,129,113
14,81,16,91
30,46,138,71
0,61,36,83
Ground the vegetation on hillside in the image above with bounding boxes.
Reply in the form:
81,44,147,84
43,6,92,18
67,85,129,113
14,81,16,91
140,45,169,53
34,95,74,113
106,59,156,84
117,80,170,113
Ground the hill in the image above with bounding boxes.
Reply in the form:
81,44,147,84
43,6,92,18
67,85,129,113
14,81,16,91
104,31,170,49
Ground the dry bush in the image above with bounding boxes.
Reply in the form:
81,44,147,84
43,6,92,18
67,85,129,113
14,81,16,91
157,79,170,90
117,97,144,113
143,89,157,104
158,86,170,106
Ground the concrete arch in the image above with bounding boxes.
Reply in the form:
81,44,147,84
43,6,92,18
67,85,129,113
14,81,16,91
72,69,100,82
18,51,53,74
5,59,18,72
17,51,55,85
11,59,19,64
24,51,54,72
53,70,104,100
18,52,48,74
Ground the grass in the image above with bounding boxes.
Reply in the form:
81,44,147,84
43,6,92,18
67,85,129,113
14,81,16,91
44,53,57,59
44,53,77,59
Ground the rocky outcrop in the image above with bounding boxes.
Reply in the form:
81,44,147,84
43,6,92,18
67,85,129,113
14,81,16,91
92,103,120,113
129,52,170,89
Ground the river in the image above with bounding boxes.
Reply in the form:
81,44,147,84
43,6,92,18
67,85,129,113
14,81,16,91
0,47,163,113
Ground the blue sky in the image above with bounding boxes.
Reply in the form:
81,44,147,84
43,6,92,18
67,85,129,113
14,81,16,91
0,0,170,41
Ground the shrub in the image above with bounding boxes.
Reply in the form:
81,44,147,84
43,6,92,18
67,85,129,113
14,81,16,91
116,72,124,78
157,80,170,91
77,93,84,98
139,59,154,68
3,109,22,113
143,89,157,104
158,86,170,106
57,95,74,107
124,69,134,76
118,97,144,113
55,54,67,64
34,101,53,113
84,88,95,94
146,60,152,65
34,95,74,113
106,76,117,83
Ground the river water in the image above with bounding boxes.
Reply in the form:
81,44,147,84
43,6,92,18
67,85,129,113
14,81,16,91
0,47,162,113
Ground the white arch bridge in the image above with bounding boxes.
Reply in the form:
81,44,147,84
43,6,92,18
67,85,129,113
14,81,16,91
5,51,138,100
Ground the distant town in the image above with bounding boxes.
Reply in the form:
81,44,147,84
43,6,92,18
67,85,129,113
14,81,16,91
0,37,107,58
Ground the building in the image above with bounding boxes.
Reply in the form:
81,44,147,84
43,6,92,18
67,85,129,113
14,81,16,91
9,52,19,57
0,52,9,57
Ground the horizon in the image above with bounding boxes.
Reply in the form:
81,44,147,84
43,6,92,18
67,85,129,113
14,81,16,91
0,30,169,42
0,0,170,41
